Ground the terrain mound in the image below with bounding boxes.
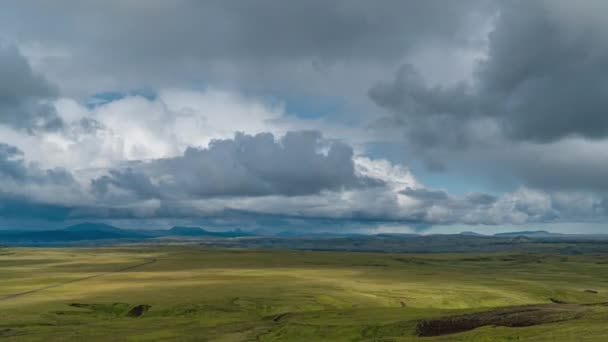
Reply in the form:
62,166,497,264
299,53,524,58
126,304,151,317
415,304,586,337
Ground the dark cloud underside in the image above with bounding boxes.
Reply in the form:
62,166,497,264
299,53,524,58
93,131,381,199
1,1,608,232
0,46,62,132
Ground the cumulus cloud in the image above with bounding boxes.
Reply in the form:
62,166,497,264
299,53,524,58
0,143,73,186
476,0,608,142
80,134,608,229
0,45,62,132
0,193,73,221
0,88,291,173
92,131,381,199
368,0,608,194
1,0,493,119
372,1,608,144
369,64,480,151
1,132,606,230
0,142,85,224
2,1,608,233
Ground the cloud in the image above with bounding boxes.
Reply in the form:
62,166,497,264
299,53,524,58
2,0,493,111
0,143,73,186
0,45,62,132
2,1,608,233
367,1,608,195
0,192,72,221
7,1,488,62
82,136,608,228
0,88,293,174
1,133,606,230
397,187,606,226
0,142,85,223
369,64,479,150
371,1,608,144
400,187,449,202
383,136,608,194
475,0,608,142
91,168,160,200
92,131,381,199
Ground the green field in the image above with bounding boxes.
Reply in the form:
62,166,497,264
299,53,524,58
2,246,608,341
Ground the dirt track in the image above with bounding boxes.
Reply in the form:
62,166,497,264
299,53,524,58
0,258,156,302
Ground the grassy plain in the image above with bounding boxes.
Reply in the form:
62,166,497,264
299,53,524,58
1,246,608,341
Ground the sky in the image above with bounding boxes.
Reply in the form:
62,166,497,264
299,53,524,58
1,0,608,234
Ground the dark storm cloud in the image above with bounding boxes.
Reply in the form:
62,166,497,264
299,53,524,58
92,131,382,199
371,0,608,144
476,1,608,142
0,193,72,221
0,143,27,181
3,0,489,60
369,64,477,149
367,0,608,195
3,0,608,231
1,140,600,228
400,187,449,202
0,45,63,132
0,0,493,95
497,145,608,193
402,138,608,194
0,143,74,185
465,193,497,205
92,168,160,200
0,144,78,222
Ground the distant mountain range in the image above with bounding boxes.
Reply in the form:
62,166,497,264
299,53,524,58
457,230,569,238
0,223,255,245
493,230,565,238
458,230,575,239
460,231,486,236
1,224,606,247
167,226,254,238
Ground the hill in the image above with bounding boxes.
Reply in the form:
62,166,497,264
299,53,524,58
0,223,256,245
460,231,486,236
494,230,564,238
168,226,253,238
3,246,608,340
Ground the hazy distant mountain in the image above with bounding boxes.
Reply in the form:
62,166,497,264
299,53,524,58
273,231,419,238
275,230,367,238
169,226,208,236
494,230,563,238
65,222,146,239
0,223,254,246
3,224,608,250
168,226,253,238
0,222,142,244
460,231,486,236
375,233,420,238
193,233,608,254
64,222,128,234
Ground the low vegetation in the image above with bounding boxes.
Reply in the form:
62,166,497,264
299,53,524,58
1,246,608,341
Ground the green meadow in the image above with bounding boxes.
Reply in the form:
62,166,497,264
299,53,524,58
1,246,608,341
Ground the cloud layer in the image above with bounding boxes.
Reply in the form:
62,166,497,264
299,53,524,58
0,46,62,132
369,0,608,195
1,1,608,233
92,131,377,199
